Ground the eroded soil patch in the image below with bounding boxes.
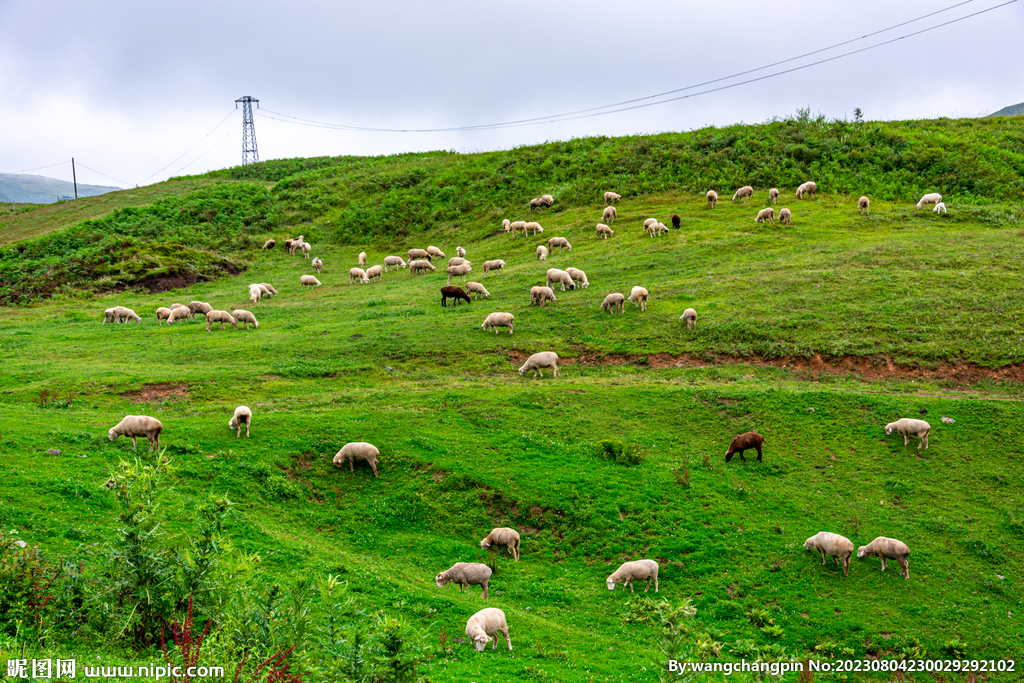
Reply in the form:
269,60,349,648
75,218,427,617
121,382,189,402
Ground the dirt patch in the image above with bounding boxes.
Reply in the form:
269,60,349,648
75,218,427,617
122,382,188,402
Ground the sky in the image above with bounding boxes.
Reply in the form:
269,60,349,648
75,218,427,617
1,0,1021,190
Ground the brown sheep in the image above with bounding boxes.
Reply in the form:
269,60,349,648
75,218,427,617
441,285,472,307
725,432,764,463
671,214,680,229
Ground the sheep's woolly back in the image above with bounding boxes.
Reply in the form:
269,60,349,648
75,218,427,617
857,536,910,559
804,531,853,557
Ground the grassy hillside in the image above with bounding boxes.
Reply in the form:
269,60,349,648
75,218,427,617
988,102,1024,118
2,116,1023,681
0,172,121,204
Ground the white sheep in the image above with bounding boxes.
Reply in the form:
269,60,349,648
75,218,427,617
857,537,911,579
606,559,659,593
601,292,625,314
166,307,191,324
706,190,718,208
407,248,430,261
446,263,472,285
333,442,380,478
916,193,942,210
349,267,370,285
465,281,490,299
546,268,576,291
302,242,311,259
482,260,506,277
206,310,237,331
629,286,649,312
261,239,276,250
108,415,163,452
300,274,321,288
885,418,931,449
365,265,383,282
384,255,407,272
933,202,947,214
602,205,617,223
519,351,559,378
732,186,753,202
259,284,278,296
232,309,258,330
596,223,614,239
410,259,436,274
536,245,548,261
228,405,252,438
156,307,173,325
436,562,492,599
529,194,554,210
427,246,445,259
501,218,511,233
482,312,514,334
103,308,118,324
188,301,213,317
249,284,264,304
547,237,571,254
456,246,467,258
804,531,854,577
524,221,543,236
171,303,192,318
604,191,621,204
358,251,367,266
113,306,141,324
465,608,512,652
565,267,589,289
509,220,527,237
680,308,697,330
529,286,557,307
650,222,669,237
480,527,521,560
755,207,775,224
796,181,817,199
858,196,870,215
448,257,469,267
779,208,792,225
312,257,323,273
769,188,779,204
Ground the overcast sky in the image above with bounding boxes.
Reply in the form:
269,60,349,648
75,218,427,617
1,0,1021,190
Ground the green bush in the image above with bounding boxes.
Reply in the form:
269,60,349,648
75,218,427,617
593,440,643,466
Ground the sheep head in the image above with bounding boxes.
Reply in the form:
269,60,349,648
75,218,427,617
473,634,493,651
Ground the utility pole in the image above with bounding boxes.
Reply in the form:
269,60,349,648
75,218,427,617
71,158,78,199
235,96,260,165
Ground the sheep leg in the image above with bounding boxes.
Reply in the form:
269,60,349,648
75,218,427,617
899,558,910,579
738,450,746,462
441,295,447,308
654,577,659,593
501,625,512,650
880,558,887,572
843,556,850,577
371,462,378,478
349,459,354,472
245,422,250,438
755,445,762,463
628,580,634,594
131,435,138,450
643,578,651,593
820,550,827,566
903,433,909,446
481,581,488,599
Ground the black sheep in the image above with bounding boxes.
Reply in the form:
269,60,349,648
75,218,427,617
725,432,764,463
441,285,472,307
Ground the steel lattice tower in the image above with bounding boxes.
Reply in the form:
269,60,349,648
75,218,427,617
235,96,260,165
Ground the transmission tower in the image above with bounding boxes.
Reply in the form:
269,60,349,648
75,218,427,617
235,96,260,165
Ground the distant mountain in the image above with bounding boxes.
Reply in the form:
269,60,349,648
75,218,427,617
0,172,121,204
987,102,1024,117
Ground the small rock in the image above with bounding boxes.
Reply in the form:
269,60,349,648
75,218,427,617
46,448,61,457
15,540,27,548
941,416,956,424
351,333,364,339
919,408,928,415
997,574,1005,580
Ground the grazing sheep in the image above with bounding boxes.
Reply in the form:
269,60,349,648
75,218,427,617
602,206,617,223
300,274,321,288
629,286,649,312
755,207,775,224
259,283,278,296
349,267,370,285
524,221,544,236
885,418,931,449
501,218,511,233
188,301,213,317
407,248,431,261
529,286,557,307
167,306,192,324
358,251,367,266
857,537,911,579
466,608,512,652
261,239,276,250
547,236,572,253
707,190,718,208
779,208,792,225
427,246,446,260
232,309,258,330
596,223,615,238
284,239,295,253
384,255,407,272
103,308,118,324
301,242,311,259
509,220,527,237
249,284,264,304
796,181,817,199
113,306,142,324
725,431,764,463
465,281,490,299
536,245,548,261
156,307,173,324
206,310,237,331
733,186,754,202
436,562,492,599
565,267,589,289
916,193,942,210
312,257,323,273
680,308,697,330
642,217,658,237
529,194,554,210
365,265,383,282
228,405,252,438
448,257,469,267
446,263,473,285
804,531,854,577
288,236,305,255
858,196,870,215
482,259,506,277
519,351,559,378
410,259,436,275
480,527,521,560
651,222,670,237
457,246,467,258
601,292,625,314
671,214,681,229
604,191,621,204
482,312,514,334
108,415,163,452
769,188,779,204
440,285,472,307
933,202,947,214
332,442,380,477
607,559,659,593
546,268,576,291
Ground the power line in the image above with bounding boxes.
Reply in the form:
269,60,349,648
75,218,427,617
175,123,243,175
4,160,71,175
73,162,131,187
136,109,237,185
256,0,1014,134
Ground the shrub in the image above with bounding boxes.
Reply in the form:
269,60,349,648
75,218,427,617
593,440,643,466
